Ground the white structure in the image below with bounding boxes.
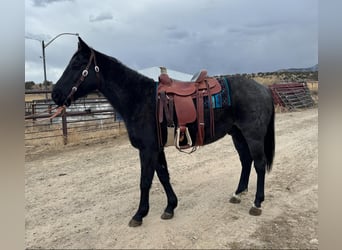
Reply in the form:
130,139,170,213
138,66,193,81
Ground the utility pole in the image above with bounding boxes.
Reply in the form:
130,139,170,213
42,40,48,99
26,32,79,100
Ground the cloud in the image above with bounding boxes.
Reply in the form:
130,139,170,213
32,0,75,7
25,32,51,42
89,12,114,23
166,29,191,40
25,0,318,83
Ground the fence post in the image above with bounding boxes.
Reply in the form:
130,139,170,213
62,111,68,145
48,104,52,125
32,103,36,122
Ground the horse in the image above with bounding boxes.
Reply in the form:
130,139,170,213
52,37,275,227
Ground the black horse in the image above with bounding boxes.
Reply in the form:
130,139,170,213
52,37,275,227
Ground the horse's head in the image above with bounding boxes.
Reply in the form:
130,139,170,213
52,37,100,106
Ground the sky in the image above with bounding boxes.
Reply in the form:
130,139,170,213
25,0,318,83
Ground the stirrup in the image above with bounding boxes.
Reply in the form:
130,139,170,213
175,127,192,150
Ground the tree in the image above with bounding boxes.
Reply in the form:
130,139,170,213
25,81,35,89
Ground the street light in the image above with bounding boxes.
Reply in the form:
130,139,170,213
42,33,79,100
25,32,79,100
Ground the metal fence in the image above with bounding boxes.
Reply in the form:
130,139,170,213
25,93,125,146
269,82,316,110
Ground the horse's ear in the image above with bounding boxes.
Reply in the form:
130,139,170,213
78,37,90,51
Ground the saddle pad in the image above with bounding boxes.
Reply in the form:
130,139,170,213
203,77,232,109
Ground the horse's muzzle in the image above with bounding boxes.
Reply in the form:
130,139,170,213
51,89,70,107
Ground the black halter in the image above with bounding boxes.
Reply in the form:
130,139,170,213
64,48,101,105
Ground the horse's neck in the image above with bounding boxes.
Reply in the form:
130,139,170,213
97,53,155,120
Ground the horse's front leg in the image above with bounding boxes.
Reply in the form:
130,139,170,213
156,150,178,220
129,149,157,227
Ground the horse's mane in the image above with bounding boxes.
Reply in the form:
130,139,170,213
94,48,154,84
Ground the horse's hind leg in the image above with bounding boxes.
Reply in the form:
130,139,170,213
229,127,253,204
155,150,178,220
245,137,267,216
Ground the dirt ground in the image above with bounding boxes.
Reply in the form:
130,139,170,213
25,108,318,249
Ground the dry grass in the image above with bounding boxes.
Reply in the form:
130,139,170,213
307,81,318,91
274,104,289,113
25,121,127,156
306,81,319,103
252,75,281,86
66,124,127,146
25,94,49,102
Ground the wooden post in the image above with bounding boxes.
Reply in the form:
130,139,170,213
48,104,52,125
32,103,36,122
62,111,68,145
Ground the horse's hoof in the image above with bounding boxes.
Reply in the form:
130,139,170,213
161,212,174,220
128,219,142,227
229,193,241,204
249,205,262,216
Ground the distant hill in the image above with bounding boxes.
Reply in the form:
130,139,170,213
277,64,318,73
240,64,318,85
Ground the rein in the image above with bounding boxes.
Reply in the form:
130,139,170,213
25,105,66,122
24,105,59,119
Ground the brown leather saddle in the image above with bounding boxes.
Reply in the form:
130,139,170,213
157,70,221,150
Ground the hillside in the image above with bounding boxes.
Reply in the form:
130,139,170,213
277,64,318,73
234,65,318,86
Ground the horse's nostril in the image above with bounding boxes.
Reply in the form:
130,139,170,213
52,91,63,105
51,92,58,101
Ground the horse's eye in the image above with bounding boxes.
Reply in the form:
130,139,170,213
71,63,82,70
70,56,83,69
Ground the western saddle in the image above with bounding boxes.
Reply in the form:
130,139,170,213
157,68,222,150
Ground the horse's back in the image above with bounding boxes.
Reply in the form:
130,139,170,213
228,76,274,133
228,76,272,105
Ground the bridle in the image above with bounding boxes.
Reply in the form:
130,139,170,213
44,48,101,121
64,48,101,106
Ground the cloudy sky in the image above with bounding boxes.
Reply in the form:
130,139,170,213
25,0,318,83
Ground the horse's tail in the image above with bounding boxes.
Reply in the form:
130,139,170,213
265,104,275,172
